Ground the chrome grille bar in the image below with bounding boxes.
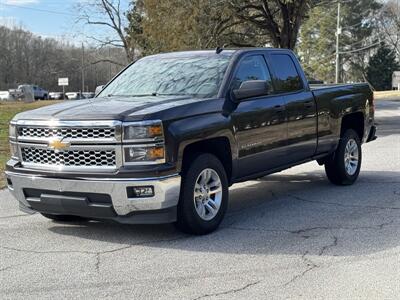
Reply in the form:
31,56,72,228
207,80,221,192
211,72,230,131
19,127,115,140
15,120,122,144
21,148,116,167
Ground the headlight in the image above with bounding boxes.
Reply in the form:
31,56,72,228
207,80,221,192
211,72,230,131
123,121,163,141
122,120,166,165
9,122,17,139
123,144,165,164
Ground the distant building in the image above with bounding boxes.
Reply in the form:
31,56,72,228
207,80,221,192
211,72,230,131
393,71,400,90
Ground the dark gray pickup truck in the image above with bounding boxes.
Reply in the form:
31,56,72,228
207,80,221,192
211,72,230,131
6,48,376,234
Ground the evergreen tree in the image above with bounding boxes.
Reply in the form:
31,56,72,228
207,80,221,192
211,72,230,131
366,44,399,91
298,0,381,83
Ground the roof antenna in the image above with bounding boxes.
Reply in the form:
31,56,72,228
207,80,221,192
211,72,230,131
216,45,226,54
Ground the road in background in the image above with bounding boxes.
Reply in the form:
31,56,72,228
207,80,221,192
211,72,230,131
0,100,399,299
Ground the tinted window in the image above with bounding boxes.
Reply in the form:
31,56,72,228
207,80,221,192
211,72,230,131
269,54,303,93
232,55,273,93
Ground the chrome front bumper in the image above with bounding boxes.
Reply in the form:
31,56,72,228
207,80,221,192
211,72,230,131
5,171,181,222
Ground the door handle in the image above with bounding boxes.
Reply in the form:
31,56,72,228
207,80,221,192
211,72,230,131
274,105,285,113
303,101,314,109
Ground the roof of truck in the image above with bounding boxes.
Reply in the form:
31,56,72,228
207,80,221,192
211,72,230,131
143,48,291,59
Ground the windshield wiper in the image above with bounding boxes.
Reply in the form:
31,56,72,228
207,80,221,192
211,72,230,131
153,92,195,96
106,94,156,97
106,92,193,97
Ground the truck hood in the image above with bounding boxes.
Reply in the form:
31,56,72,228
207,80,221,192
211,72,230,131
14,96,211,121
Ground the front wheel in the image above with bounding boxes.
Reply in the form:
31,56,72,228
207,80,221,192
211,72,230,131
324,129,362,185
176,153,229,235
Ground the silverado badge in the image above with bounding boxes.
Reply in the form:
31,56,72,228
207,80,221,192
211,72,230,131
48,138,70,152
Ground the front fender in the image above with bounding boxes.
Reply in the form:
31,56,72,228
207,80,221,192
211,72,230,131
165,113,237,173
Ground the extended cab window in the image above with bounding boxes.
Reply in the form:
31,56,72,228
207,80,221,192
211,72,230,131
269,54,303,93
232,55,273,93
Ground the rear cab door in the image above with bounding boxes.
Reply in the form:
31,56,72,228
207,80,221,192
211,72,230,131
266,51,318,163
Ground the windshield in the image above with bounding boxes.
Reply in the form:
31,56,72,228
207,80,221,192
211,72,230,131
98,53,232,99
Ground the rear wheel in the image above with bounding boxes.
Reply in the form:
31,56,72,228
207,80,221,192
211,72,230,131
41,213,83,222
176,153,228,235
324,129,362,185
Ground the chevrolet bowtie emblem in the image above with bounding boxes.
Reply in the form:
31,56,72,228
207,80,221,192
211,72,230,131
48,138,70,152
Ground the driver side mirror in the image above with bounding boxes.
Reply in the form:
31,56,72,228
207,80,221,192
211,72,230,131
95,85,104,96
231,80,269,103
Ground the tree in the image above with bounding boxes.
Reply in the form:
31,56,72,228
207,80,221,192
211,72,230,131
76,0,135,62
366,44,399,91
298,0,381,83
229,0,319,49
297,4,337,82
0,25,125,92
126,0,250,55
125,0,147,55
377,0,400,58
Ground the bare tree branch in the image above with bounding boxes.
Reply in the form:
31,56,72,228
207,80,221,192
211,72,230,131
76,0,134,61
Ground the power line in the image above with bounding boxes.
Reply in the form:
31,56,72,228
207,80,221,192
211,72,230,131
339,40,381,54
0,2,76,16
341,35,381,49
0,2,112,23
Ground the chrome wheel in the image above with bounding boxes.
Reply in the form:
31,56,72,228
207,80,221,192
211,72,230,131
344,139,359,176
193,168,222,221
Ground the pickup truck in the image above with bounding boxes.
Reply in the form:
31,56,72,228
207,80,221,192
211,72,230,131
18,85,48,100
6,48,377,234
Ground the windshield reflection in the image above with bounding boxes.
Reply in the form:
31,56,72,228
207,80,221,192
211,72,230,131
98,53,232,99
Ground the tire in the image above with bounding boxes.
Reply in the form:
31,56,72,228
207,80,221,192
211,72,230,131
324,129,362,185
176,153,229,235
41,213,83,222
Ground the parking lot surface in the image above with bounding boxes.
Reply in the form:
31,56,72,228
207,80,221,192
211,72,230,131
1,100,399,299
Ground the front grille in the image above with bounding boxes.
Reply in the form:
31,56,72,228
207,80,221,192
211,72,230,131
21,147,116,168
14,121,122,172
18,127,115,140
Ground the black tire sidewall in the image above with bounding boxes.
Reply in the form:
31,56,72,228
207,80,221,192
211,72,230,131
177,153,228,235
326,129,362,185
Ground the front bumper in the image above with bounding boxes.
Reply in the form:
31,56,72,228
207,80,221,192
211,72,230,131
5,170,181,224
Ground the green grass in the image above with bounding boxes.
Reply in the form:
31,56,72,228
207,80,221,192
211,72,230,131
0,100,61,188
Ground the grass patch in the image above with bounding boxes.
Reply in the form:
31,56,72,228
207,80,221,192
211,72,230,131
0,100,61,189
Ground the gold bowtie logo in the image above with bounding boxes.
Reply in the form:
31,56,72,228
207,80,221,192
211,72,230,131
48,138,70,152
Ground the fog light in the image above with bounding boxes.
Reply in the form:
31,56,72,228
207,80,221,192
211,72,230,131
127,186,154,198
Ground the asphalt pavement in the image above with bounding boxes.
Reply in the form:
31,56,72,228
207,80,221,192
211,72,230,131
0,100,399,299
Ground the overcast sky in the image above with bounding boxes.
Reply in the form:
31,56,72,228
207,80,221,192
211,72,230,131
0,0,130,44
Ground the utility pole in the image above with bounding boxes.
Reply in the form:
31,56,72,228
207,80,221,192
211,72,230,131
108,47,112,80
81,43,85,93
335,2,341,84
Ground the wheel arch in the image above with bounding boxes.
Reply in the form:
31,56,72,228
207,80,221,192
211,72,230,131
181,136,234,185
340,112,365,142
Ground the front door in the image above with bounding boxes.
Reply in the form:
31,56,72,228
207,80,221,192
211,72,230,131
230,54,288,178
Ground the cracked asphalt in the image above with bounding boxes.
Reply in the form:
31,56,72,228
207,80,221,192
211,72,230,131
1,100,399,299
